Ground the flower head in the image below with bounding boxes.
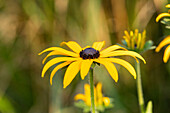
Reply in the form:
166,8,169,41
74,83,113,112
156,4,170,28
122,29,154,53
155,36,170,63
39,41,146,88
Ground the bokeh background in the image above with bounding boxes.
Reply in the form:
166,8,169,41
0,0,170,113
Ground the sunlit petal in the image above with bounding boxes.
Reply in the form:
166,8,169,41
105,58,136,79
50,61,72,85
80,60,93,80
156,13,170,22
74,94,86,101
155,36,170,52
92,41,105,51
94,59,118,82
63,60,82,88
42,57,80,78
101,50,146,64
100,45,127,55
42,49,79,64
165,4,170,8
163,45,170,63
60,41,82,53
38,47,59,55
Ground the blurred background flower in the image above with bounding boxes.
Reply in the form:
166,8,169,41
0,0,169,113
74,83,113,113
156,4,170,29
121,29,155,53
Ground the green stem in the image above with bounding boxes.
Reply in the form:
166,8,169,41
89,68,96,113
135,61,145,113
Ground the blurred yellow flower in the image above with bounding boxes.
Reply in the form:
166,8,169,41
74,83,110,107
39,41,146,88
155,36,170,63
123,29,146,50
156,4,170,22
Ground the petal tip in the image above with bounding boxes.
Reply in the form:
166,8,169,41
155,48,160,52
63,85,67,88
133,74,137,79
81,77,85,80
115,79,118,82
60,42,66,46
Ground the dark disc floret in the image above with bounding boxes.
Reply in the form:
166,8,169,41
80,47,100,59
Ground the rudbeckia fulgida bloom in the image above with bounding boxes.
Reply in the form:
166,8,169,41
74,83,112,112
156,4,170,22
122,29,154,53
156,4,170,28
155,36,170,63
39,41,146,88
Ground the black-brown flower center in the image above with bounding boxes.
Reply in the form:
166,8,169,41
80,48,100,59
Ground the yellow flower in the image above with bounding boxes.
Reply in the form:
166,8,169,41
155,36,170,63
123,29,146,51
156,4,170,22
74,83,111,107
39,41,146,88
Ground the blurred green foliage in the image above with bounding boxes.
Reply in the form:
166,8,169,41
0,0,170,113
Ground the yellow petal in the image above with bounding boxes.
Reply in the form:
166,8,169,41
63,60,82,88
38,47,59,55
165,4,170,8
84,84,91,106
130,31,134,49
101,50,146,64
156,36,170,52
103,97,110,106
140,30,146,49
163,45,170,63
105,58,136,79
100,45,127,55
135,29,139,37
137,33,141,49
80,60,93,80
156,13,170,22
41,57,79,78
123,36,130,48
92,41,105,51
74,94,86,101
94,59,118,82
50,61,72,85
60,41,82,53
124,30,130,40
42,49,79,64
166,4,170,8
96,83,103,105
131,36,135,49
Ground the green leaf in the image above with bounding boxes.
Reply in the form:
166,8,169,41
143,40,155,52
145,101,153,113
122,40,127,47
